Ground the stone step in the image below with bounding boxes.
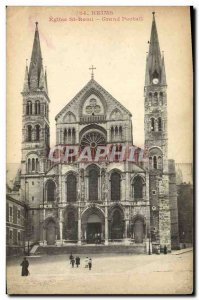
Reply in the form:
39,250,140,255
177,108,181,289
36,244,146,255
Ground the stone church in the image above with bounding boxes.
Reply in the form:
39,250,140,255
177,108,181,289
13,13,179,253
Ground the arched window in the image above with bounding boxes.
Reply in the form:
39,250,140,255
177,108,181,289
111,172,121,201
35,101,40,115
35,125,40,141
158,117,162,131
153,156,157,169
151,118,155,131
133,176,143,199
36,158,39,172
32,158,35,171
154,92,158,99
153,92,158,105
115,126,118,139
119,126,122,140
158,156,162,169
149,147,163,170
46,180,56,202
111,126,114,141
89,168,98,201
64,129,67,144
26,101,32,115
68,128,71,143
67,174,77,202
159,92,163,104
149,92,152,99
27,125,32,141
45,126,49,145
72,128,76,144
27,158,31,173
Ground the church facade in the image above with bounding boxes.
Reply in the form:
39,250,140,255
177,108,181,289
12,14,179,253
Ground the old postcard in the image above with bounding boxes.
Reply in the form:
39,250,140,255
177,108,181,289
6,6,193,295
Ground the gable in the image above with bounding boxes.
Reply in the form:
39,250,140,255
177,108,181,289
55,79,132,123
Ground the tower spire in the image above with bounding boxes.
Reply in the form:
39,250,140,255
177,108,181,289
161,52,167,85
28,22,43,90
145,12,163,85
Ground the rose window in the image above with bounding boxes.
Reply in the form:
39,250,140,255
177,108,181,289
80,131,106,159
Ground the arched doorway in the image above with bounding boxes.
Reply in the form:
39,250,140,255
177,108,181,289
87,213,102,243
110,209,124,239
46,220,56,245
133,218,145,243
65,210,78,240
81,207,104,244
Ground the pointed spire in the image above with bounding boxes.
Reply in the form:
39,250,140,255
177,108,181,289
145,53,150,86
45,66,48,94
161,52,167,85
39,64,45,90
23,59,29,92
145,12,164,85
29,22,43,90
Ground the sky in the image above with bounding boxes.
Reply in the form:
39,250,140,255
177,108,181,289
7,6,193,174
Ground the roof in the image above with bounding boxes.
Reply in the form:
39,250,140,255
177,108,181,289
55,78,132,121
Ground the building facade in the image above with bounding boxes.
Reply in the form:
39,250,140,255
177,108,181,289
177,183,193,248
6,182,26,255
9,14,180,253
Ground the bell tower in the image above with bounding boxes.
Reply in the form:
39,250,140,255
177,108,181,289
144,13,171,252
21,22,50,178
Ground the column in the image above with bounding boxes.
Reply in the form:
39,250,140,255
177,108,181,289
124,219,128,238
59,221,63,244
105,200,108,245
43,207,47,245
124,218,130,245
77,202,81,245
59,209,63,245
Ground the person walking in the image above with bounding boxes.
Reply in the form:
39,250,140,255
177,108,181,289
69,253,73,262
20,257,29,276
71,256,75,268
88,258,92,270
76,256,80,268
85,257,89,268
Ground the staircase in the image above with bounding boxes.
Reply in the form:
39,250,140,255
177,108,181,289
35,244,146,255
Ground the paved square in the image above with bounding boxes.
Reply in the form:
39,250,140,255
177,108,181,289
6,250,193,295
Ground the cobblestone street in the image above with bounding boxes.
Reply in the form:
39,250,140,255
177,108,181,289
6,250,193,295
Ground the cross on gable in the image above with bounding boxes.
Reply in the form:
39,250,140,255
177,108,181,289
89,65,96,79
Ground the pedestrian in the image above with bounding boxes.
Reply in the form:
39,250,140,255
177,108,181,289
88,258,92,270
76,256,80,268
20,257,29,276
164,245,167,255
71,257,75,268
69,253,73,264
85,257,89,268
